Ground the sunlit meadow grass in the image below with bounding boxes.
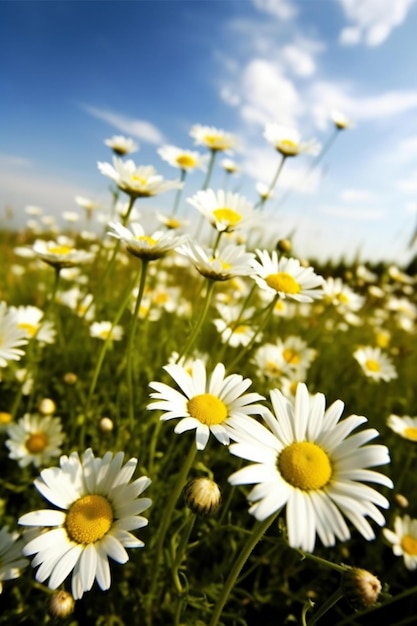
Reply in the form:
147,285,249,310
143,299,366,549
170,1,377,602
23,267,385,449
1,123,417,626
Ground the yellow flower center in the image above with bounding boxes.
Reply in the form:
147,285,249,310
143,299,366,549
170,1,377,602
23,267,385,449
404,427,417,442
0,412,12,425
18,322,39,337
212,208,242,227
265,360,281,377
165,218,181,229
154,292,169,305
337,293,350,304
401,534,417,556
187,393,228,426
365,359,381,372
209,257,232,271
265,272,301,294
25,431,48,454
136,235,157,246
66,494,114,544
130,174,148,186
176,154,196,168
278,441,332,490
48,245,72,255
282,348,301,365
232,324,247,334
278,139,299,155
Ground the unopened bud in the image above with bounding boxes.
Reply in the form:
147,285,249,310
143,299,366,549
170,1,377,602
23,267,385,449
276,238,292,254
395,493,409,509
184,478,222,516
48,590,75,618
342,567,381,610
38,398,56,415
63,372,78,385
99,417,114,433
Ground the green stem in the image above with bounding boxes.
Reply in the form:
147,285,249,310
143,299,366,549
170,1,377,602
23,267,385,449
297,550,347,574
202,149,217,191
208,513,278,626
127,259,149,431
172,513,196,592
176,279,216,362
307,586,344,626
255,154,287,210
172,169,187,216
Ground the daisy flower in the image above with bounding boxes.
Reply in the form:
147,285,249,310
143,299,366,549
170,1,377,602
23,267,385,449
15,305,56,344
213,304,258,348
263,123,320,157
353,347,397,382
6,413,65,468
331,110,353,131
19,449,152,600
104,135,139,156
187,189,256,233
251,250,324,302
33,239,93,269
387,414,417,442
228,383,392,553
158,145,209,171
0,526,28,593
189,124,237,152
148,359,265,451
0,302,28,368
322,277,364,313
221,158,239,174
383,515,417,570
108,221,189,260
98,157,182,198
178,241,255,281
90,321,123,342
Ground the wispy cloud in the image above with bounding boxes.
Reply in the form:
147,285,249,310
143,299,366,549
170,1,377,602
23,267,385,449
252,0,297,21
339,188,375,202
319,205,385,220
337,0,417,47
81,105,166,145
0,153,33,168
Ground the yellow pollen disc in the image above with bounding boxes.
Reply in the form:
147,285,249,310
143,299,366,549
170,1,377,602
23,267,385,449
66,494,113,544
25,431,48,454
278,139,299,155
209,257,232,270
204,135,222,148
154,292,169,304
266,360,281,376
187,393,228,426
376,332,390,348
18,322,38,337
176,154,196,168
212,208,242,227
278,441,332,490
232,325,247,334
282,348,301,365
337,293,350,304
136,235,157,246
365,359,381,372
265,272,301,294
401,534,417,556
165,218,181,229
48,245,72,255
0,412,12,425
404,427,417,442
131,174,148,185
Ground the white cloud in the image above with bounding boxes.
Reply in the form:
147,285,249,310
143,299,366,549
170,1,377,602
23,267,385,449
81,105,165,144
337,0,417,47
398,175,417,193
0,153,33,168
319,205,385,220
252,0,297,21
397,136,417,157
339,188,374,202
282,45,316,77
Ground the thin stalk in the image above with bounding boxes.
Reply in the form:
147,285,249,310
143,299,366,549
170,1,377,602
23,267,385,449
208,513,278,626
255,154,287,210
306,586,344,626
172,169,187,216
172,513,196,593
201,149,217,191
127,259,149,430
175,279,216,362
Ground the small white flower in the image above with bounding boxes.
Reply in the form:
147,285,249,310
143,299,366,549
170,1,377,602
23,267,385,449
179,241,255,281
0,302,28,367
190,124,237,152
383,516,417,570
387,414,417,442
158,145,209,171
353,347,397,382
104,135,138,156
19,449,151,599
15,305,56,344
90,321,123,342
108,221,189,260
33,239,93,269
0,526,28,593
264,123,320,157
98,157,182,197
6,413,65,468
187,189,257,233
148,359,265,450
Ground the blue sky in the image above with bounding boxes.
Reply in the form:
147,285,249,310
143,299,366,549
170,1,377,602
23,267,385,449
2,0,417,263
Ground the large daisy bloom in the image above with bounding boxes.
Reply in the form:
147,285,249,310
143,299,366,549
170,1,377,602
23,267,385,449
33,239,93,269
251,250,324,302
108,221,189,260
0,302,28,368
98,157,182,197
383,515,417,570
263,123,320,157
228,383,392,553
353,346,397,382
6,413,65,468
178,240,255,281
104,135,138,156
0,526,28,593
189,124,237,152
19,449,152,600
158,145,209,171
187,189,256,233
387,414,417,442
148,360,265,450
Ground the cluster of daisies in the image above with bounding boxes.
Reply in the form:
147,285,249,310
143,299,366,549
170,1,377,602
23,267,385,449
1,118,417,615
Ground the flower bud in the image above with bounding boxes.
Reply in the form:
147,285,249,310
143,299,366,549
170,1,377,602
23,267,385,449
99,417,114,433
38,398,56,415
184,478,222,516
63,372,78,385
395,493,409,509
342,567,381,610
48,590,75,618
